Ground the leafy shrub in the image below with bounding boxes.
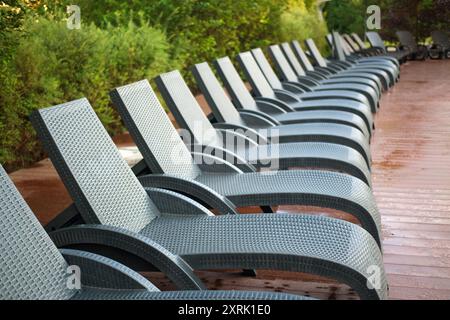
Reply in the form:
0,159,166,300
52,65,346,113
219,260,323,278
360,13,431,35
1,0,330,171
324,0,365,36
0,16,173,170
278,4,329,53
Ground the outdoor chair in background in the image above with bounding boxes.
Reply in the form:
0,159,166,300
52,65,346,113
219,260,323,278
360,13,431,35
430,30,450,59
289,40,384,93
214,56,375,129
250,47,380,113
396,30,429,60
169,67,373,185
365,31,409,63
277,42,382,98
236,51,374,116
326,32,400,84
305,38,392,90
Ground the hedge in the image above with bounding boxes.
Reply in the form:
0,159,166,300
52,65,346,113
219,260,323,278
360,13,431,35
0,0,329,171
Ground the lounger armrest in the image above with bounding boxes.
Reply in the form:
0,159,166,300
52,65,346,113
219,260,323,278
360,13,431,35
45,203,85,232
314,66,336,75
305,70,328,80
431,43,444,51
296,76,322,87
60,248,157,290
131,159,152,176
255,97,295,112
213,123,268,144
145,188,212,216
138,174,240,215
417,44,429,51
192,152,254,174
399,44,413,52
239,110,281,126
385,45,399,52
214,128,260,147
189,144,257,174
254,99,289,114
325,63,346,71
281,82,310,93
51,225,206,290
273,89,301,104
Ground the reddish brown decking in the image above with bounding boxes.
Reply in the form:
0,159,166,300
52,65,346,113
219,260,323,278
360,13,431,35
8,59,450,299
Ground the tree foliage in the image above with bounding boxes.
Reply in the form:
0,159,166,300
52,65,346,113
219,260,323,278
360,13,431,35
324,0,450,42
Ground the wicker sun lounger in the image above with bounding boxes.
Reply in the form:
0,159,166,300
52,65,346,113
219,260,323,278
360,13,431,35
158,69,373,184
305,38,393,90
214,56,374,131
30,99,387,299
156,70,371,169
108,83,380,243
365,32,410,63
0,166,305,300
290,40,384,93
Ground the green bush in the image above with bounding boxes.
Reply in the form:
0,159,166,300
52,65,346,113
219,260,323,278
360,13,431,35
324,0,365,36
0,16,174,170
278,5,329,53
1,0,330,171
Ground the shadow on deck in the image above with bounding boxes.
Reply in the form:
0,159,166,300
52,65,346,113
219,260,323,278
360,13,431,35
9,59,450,300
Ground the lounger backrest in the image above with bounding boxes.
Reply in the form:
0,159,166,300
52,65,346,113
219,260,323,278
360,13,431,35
279,43,307,77
366,32,386,51
343,34,360,52
268,44,300,82
237,51,276,98
352,33,368,49
155,70,223,148
332,32,351,59
291,40,315,71
110,79,202,179
0,165,73,300
325,33,334,51
214,56,259,110
431,31,450,48
31,98,160,232
192,62,245,125
305,39,328,67
396,31,418,50
250,48,284,90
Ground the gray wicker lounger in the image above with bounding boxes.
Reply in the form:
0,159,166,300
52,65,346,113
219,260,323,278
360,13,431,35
250,48,380,113
342,34,379,57
365,32,410,62
431,31,450,58
108,84,380,243
237,51,374,112
274,42,382,99
194,61,371,138
304,38,392,90
396,31,428,60
153,71,372,184
341,34,400,68
156,70,371,170
333,33,401,80
30,99,387,299
0,166,306,300
234,53,372,164
326,32,400,80
214,56,374,133
290,40,384,94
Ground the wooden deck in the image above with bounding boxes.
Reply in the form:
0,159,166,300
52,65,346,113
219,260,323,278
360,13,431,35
8,59,450,299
